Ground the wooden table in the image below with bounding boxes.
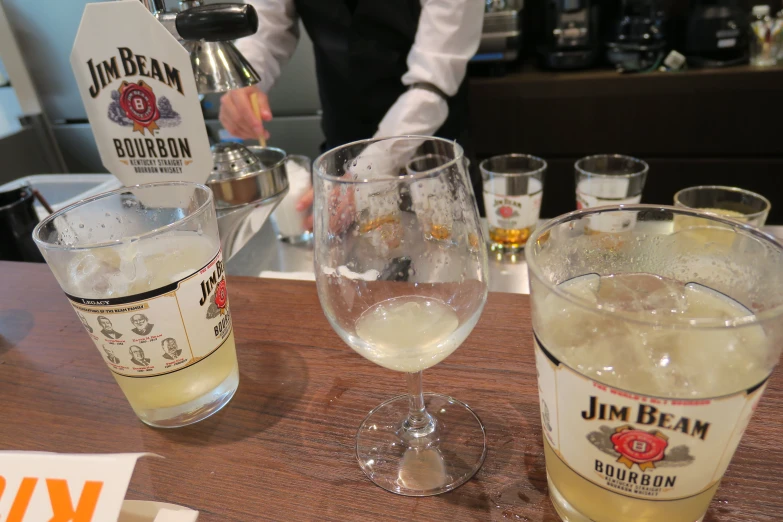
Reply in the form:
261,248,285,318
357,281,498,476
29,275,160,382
1,261,780,521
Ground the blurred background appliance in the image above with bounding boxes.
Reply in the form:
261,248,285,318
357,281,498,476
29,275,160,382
605,0,668,72
684,0,749,67
536,0,600,69
470,0,524,71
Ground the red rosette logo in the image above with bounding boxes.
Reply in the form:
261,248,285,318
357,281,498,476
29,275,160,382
498,206,514,218
215,279,228,313
610,425,669,471
119,80,160,135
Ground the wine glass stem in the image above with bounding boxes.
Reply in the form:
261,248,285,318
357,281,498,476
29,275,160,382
404,371,435,438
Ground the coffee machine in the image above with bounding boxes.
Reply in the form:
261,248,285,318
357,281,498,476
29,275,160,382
683,0,748,67
605,0,668,72
537,0,600,69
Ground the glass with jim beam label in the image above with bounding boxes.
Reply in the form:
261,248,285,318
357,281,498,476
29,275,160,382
526,205,783,522
479,154,546,253
34,182,239,428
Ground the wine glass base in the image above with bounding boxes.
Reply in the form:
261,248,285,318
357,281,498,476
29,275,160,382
356,392,486,497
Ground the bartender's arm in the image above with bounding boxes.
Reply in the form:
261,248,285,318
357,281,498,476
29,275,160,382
298,0,484,226
375,0,484,138
219,0,299,139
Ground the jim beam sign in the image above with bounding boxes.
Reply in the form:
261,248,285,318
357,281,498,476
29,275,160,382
70,1,212,186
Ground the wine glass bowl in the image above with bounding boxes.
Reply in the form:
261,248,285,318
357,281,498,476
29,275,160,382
313,136,489,496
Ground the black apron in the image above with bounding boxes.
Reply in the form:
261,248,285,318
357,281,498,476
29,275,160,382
293,0,482,212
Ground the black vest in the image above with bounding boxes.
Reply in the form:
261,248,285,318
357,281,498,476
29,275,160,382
293,0,470,149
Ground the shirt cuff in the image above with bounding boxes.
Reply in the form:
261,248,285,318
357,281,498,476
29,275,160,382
374,88,449,139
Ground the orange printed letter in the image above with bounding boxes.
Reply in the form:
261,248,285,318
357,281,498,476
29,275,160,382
7,477,38,522
46,479,103,522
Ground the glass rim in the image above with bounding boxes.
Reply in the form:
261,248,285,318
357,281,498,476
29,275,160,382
673,185,772,219
0,183,33,212
32,181,214,252
575,154,649,179
313,135,464,184
525,204,783,329
479,153,547,178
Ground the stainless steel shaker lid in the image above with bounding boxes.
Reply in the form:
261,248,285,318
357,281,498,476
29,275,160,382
207,142,288,209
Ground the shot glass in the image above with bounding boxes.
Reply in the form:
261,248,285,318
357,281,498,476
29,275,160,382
575,154,649,233
33,182,239,427
480,154,546,253
674,185,771,228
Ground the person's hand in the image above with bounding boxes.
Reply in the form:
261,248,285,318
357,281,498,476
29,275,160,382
297,187,315,231
298,186,355,234
300,139,415,234
219,85,272,140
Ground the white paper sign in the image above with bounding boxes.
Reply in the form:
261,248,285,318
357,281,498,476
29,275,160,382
120,501,199,522
70,1,212,186
0,452,155,522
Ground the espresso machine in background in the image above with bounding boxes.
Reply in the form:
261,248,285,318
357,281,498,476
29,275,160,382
469,0,525,75
683,0,749,67
605,0,668,72
534,0,600,69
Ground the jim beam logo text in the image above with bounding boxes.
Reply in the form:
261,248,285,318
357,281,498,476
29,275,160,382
493,197,521,220
200,260,230,338
85,47,192,174
582,395,704,497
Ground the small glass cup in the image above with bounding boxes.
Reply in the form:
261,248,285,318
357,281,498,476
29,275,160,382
575,154,649,233
526,205,783,522
270,154,313,244
674,185,771,228
33,182,239,427
480,154,546,253
0,183,44,262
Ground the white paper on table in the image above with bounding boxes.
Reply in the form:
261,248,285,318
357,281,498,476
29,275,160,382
119,500,199,522
0,452,197,522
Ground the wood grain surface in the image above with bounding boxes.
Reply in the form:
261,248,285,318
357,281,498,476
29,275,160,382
1,261,780,521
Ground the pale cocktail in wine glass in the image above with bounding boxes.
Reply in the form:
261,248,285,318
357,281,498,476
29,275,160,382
313,136,489,496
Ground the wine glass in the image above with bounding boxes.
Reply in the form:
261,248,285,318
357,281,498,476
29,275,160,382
313,136,489,496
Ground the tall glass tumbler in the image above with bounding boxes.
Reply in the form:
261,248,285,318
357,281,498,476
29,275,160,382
313,136,489,496
526,205,783,522
33,182,239,428
480,154,546,253
575,154,649,233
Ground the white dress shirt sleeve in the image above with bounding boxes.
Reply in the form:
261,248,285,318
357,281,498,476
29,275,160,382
234,0,300,93
375,0,484,138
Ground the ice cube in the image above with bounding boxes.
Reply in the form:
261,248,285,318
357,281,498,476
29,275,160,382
560,273,600,304
596,273,689,316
